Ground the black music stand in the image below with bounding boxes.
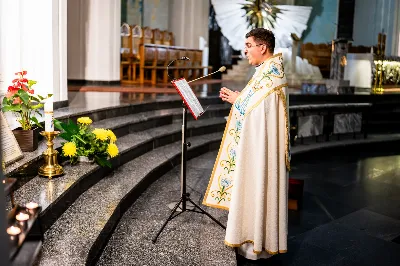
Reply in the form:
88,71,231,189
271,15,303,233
152,78,225,243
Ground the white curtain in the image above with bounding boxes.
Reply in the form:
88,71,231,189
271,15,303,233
0,0,68,101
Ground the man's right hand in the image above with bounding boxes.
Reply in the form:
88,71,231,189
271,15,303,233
220,87,240,104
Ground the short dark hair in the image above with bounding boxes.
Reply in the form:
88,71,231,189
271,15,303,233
245,28,275,53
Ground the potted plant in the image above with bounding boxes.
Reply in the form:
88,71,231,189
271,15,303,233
54,117,119,168
1,71,52,152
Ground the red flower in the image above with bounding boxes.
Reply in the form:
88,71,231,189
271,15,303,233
21,84,28,91
6,91,14,98
6,86,18,98
22,70,27,75
13,97,22,104
28,89,34,94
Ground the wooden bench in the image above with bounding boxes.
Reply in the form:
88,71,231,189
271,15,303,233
120,24,211,85
139,44,212,85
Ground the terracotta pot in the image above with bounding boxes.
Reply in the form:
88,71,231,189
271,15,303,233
12,128,40,152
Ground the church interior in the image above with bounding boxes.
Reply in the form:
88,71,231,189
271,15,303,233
1,0,400,265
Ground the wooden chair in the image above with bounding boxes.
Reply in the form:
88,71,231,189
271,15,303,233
142,27,153,44
120,23,132,82
130,25,142,82
152,29,163,45
162,31,173,46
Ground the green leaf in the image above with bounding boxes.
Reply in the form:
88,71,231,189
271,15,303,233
59,132,72,141
47,94,53,98
37,95,45,100
66,120,79,135
17,89,29,104
30,96,41,102
30,117,43,128
95,155,112,168
2,97,9,105
2,105,22,112
31,103,44,110
54,119,74,134
54,119,64,131
28,80,37,87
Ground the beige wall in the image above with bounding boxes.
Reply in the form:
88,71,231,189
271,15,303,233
0,0,68,101
67,0,121,81
169,0,209,49
143,0,170,30
67,0,210,81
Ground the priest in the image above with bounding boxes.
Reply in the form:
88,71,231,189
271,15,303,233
203,28,290,261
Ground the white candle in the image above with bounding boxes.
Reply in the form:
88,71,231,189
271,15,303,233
16,212,29,221
26,202,39,210
7,226,21,236
44,97,54,132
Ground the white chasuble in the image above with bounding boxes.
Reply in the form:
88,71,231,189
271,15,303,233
203,53,290,258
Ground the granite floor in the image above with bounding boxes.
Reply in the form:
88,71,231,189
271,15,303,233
98,148,400,266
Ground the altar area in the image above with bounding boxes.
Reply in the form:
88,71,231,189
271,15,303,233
1,0,400,264
2,82,400,265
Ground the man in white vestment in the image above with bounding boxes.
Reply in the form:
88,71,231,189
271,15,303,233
203,28,290,262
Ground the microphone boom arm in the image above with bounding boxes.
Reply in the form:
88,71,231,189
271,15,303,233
188,66,226,83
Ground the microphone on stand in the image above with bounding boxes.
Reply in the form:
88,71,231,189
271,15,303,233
188,66,226,83
167,56,191,81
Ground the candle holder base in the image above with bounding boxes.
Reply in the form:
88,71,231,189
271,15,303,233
38,131,64,179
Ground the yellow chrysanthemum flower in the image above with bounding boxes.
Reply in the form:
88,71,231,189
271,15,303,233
107,130,117,143
92,128,108,141
107,143,119,158
77,117,92,125
62,142,77,157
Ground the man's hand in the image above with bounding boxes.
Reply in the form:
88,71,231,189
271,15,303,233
220,87,240,104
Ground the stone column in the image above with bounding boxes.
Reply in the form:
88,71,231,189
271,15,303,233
0,0,68,102
169,0,209,49
67,0,121,83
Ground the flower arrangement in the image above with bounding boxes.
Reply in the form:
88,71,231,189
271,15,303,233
54,117,119,167
2,71,52,130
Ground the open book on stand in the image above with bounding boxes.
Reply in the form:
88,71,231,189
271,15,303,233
171,78,204,119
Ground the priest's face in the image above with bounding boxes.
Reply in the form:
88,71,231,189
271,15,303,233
244,37,267,66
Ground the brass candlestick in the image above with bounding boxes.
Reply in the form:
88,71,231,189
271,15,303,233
38,131,63,179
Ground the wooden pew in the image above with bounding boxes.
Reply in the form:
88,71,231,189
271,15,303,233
138,44,212,85
120,24,211,85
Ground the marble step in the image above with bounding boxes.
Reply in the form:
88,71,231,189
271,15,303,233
4,96,223,176
36,132,223,266
97,151,233,266
5,104,230,188
7,117,227,233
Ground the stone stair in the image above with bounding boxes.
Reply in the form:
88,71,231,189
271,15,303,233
36,132,223,266
222,59,253,81
5,98,230,266
6,91,400,266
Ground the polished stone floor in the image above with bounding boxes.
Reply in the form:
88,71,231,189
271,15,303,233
98,148,400,266
67,81,302,110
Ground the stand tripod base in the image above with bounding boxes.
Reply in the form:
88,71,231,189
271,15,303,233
167,201,195,211
152,194,226,243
